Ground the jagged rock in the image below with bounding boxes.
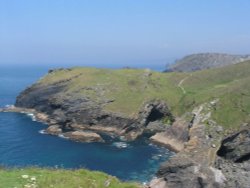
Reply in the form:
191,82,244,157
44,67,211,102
217,129,250,162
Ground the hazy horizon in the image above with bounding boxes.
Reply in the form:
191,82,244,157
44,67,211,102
1,0,250,67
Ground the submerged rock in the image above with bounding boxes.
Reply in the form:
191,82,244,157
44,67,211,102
63,131,104,143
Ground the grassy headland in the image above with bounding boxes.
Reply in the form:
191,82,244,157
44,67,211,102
37,61,250,129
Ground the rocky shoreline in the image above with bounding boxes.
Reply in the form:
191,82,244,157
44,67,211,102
1,66,249,188
2,102,249,188
0,106,106,143
0,101,176,145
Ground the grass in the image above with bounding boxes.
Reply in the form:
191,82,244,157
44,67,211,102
36,61,250,129
0,168,139,188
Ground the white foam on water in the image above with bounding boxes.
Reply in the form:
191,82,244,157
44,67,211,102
58,134,69,139
26,113,37,121
4,104,14,108
112,142,129,149
39,129,47,134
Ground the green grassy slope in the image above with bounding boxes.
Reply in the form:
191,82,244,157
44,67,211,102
0,168,139,188
37,61,250,129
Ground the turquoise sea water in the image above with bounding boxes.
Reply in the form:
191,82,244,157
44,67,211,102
0,65,171,182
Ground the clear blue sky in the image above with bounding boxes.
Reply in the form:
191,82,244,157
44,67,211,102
0,0,250,67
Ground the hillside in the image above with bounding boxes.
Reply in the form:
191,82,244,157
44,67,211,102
167,53,250,72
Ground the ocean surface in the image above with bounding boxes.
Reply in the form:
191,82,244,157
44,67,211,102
0,64,172,182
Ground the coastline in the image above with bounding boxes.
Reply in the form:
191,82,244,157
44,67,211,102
0,105,174,185
1,102,249,188
0,105,179,149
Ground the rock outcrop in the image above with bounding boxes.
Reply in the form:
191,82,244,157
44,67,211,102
149,101,250,188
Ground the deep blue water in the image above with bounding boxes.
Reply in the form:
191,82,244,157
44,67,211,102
0,65,171,182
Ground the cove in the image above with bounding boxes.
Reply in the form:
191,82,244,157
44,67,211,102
0,112,172,182
0,65,172,182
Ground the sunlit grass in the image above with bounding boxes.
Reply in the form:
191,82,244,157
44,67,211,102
0,168,139,188
37,61,250,129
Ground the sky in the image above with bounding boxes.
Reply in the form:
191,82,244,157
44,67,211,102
0,0,250,68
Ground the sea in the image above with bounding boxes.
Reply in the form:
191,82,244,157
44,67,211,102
0,64,172,182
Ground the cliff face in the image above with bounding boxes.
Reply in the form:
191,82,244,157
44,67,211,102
166,53,250,72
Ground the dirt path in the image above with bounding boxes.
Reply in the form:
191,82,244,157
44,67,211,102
177,75,190,94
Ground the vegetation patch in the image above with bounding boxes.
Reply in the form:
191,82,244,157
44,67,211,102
0,168,139,188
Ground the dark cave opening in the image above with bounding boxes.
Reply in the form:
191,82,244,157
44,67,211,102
217,145,250,163
146,108,165,125
217,145,234,158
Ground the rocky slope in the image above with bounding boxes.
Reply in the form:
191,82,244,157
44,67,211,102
149,102,250,188
166,53,250,72
2,61,250,187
